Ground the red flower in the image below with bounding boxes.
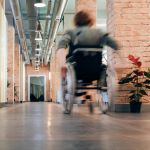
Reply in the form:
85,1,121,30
128,55,135,61
136,61,142,68
128,54,141,68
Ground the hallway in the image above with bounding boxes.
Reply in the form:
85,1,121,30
0,103,150,150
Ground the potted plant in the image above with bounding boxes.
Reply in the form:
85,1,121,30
119,54,150,113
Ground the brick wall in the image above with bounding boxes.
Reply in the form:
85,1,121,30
14,43,20,102
26,64,50,101
107,0,150,103
50,47,67,102
7,26,15,103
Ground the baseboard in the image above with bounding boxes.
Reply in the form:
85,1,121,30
110,103,150,112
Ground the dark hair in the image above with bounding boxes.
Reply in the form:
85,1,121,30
74,10,94,27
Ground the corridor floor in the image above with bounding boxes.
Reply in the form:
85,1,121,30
0,102,150,150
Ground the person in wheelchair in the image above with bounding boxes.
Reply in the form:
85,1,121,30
57,10,120,114
57,10,119,86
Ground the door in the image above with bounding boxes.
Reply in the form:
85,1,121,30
30,76,45,102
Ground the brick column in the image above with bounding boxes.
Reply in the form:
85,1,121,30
50,48,65,102
14,43,20,102
107,0,150,107
7,26,15,103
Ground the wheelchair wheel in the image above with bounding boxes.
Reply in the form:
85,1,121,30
62,64,76,114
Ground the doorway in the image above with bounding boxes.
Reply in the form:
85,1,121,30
28,76,46,102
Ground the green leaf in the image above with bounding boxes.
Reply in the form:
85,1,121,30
148,67,150,73
129,94,135,100
145,85,150,89
139,90,148,95
144,72,150,78
134,83,142,87
143,80,150,84
129,90,135,93
129,93,142,102
126,73,132,77
119,77,133,84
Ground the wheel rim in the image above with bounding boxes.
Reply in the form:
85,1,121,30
62,64,76,113
97,91,108,114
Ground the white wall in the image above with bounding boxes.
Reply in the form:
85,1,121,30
0,3,8,103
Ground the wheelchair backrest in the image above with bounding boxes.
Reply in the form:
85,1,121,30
67,48,103,81
67,48,102,65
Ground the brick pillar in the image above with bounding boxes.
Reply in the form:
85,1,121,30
7,26,15,103
14,43,20,102
51,48,65,102
107,0,150,106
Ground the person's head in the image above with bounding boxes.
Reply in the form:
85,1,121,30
74,10,94,27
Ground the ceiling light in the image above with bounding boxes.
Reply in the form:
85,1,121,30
35,63,40,71
35,42,42,50
35,51,41,57
36,21,42,31
34,0,46,7
35,68,39,71
35,56,40,62
35,31,42,41
35,60,40,63
35,61,40,66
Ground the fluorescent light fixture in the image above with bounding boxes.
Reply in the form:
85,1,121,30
35,60,40,63
35,64,40,71
35,42,42,50
34,0,46,7
35,51,41,57
35,67,39,71
35,31,42,41
35,68,39,71
36,21,42,31
35,56,40,63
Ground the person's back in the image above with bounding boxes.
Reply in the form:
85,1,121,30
57,10,119,58
57,10,119,85
58,26,119,59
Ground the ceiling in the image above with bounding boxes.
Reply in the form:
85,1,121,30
5,0,106,65
5,0,72,65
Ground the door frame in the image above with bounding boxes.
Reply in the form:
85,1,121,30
28,75,46,101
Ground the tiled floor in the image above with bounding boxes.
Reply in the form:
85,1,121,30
0,102,150,150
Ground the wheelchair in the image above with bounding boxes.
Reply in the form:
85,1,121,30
60,48,109,114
